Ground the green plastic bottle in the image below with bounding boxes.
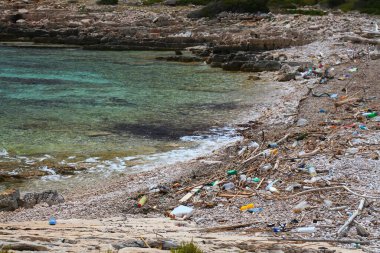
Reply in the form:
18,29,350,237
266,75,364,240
227,170,238,175
363,112,377,118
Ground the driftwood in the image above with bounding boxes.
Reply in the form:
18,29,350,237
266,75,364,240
179,185,203,203
276,133,290,144
256,177,265,190
298,147,321,158
217,193,255,198
286,186,380,199
329,206,348,211
243,151,263,164
200,222,257,233
337,198,366,237
140,236,151,248
268,237,370,245
334,97,362,107
342,35,380,45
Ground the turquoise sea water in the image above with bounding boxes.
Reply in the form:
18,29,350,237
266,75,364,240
0,46,271,191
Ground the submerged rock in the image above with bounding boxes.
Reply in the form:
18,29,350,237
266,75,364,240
155,55,203,62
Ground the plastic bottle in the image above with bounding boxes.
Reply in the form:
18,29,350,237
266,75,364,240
248,207,263,213
249,141,259,148
211,180,219,186
292,200,309,213
265,180,279,192
362,112,377,118
268,186,279,194
240,203,254,211
227,170,238,175
170,205,194,218
222,182,235,190
293,226,316,233
49,217,56,225
268,143,278,148
306,165,317,177
137,195,147,207
261,163,272,171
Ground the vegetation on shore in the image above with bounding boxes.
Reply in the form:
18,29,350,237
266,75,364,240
96,0,118,5
141,0,380,17
170,241,204,253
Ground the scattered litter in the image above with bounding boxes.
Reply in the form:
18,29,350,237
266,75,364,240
49,217,56,225
170,205,194,219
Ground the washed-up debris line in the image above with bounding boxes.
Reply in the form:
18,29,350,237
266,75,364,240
130,44,380,252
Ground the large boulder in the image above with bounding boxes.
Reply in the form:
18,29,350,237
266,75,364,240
163,0,177,6
20,190,64,209
222,61,245,71
0,189,20,211
241,60,281,72
276,64,297,82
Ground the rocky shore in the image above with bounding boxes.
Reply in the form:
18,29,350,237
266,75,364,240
1,1,380,252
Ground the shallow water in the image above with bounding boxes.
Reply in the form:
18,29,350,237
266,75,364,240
0,46,272,191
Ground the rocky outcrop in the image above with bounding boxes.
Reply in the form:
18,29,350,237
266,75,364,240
20,190,64,209
155,55,204,62
0,189,20,211
276,64,297,82
241,60,282,72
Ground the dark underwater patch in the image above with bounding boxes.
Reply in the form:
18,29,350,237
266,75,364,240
110,122,211,140
0,76,68,85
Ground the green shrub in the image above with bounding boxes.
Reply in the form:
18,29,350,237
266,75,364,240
96,0,118,5
188,0,269,18
285,8,327,15
354,0,380,14
171,241,204,253
142,0,163,5
177,0,212,5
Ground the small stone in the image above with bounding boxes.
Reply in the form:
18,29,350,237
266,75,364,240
18,9,29,14
248,75,260,80
296,118,308,127
346,147,359,155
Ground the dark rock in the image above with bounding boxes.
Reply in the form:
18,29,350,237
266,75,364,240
10,13,23,23
241,60,281,72
206,53,228,64
163,0,177,6
283,61,314,69
0,189,20,211
20,190,64,208
248,75,260,80
222,61,245,71
210,62,222,68
155,55,203,62
277,72,296,82
0,243,49,251
174,50,182,55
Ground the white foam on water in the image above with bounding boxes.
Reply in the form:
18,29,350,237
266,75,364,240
41,174,69,181
0,149,8,157
130,126,241,170
84,157,99,163
39,166,56,175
